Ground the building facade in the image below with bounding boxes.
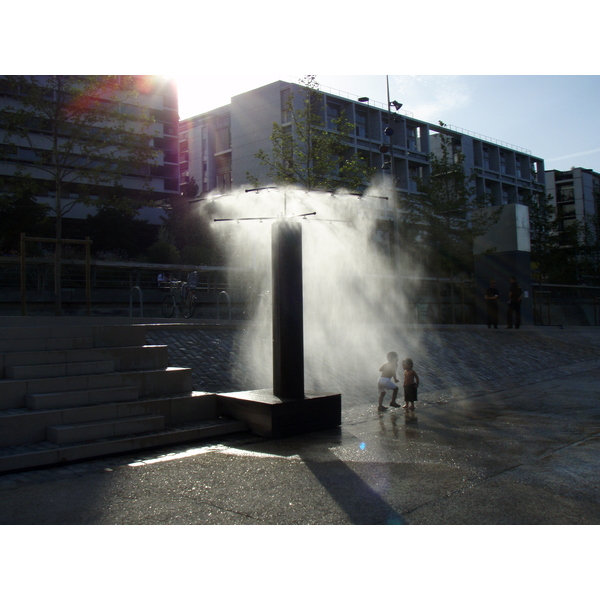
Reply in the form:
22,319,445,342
0,75,179,227
179,80,546,207
180,80,547,324
545,167,600,243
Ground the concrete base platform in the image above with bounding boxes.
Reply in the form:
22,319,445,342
216,389,341,438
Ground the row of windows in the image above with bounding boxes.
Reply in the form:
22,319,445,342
481,183,536,206
281,89,428,151
1,143,179,170
279,88,544,182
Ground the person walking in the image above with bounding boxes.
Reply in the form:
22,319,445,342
506,276,523,329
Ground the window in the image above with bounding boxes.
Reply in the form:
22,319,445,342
483,147,490,170
164,150,178,164
19,148,40,162
277,125,293,173
281,88,291,123
217,172,231,192
452,138,462,163
408,165,422,192
557,185,574,202
215,116,231,153
560,203,576,216
0,143,17,157
355,109,367,138
357,149,370,168
516,157,523,178
216,154,231,192
407,126,417,150
163,123,177,136
326,101,341,130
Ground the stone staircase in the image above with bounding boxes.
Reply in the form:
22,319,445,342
0,323,247,473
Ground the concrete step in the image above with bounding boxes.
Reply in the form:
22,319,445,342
0,325,92,341
1,345,168,373
0,336,93,353
47,415,166,444
25,386,140,410
1,391,216,447
6,360,115,380
0,322,229,474
0,366,192,410
0,417,249,474
0,324,147,353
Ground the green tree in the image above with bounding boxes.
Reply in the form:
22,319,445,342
161,176,225,266
579,206,600,285
84,205,156,260
0,175,50,253
0,75,158,312
247,76,375,192
524,191,559,283
401,124,498,278
145,226,181,264
524,191,598,284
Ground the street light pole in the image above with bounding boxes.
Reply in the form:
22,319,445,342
385,75,401,263
386,75,395,186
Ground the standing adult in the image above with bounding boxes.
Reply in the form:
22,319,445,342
485,279,500,329
506,276,523,329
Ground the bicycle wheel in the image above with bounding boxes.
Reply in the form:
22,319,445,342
162,294,176,318
181,292,196,319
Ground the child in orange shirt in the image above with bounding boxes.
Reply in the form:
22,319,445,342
402,358,419,410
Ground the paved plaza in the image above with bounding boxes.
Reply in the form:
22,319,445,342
0,324,599,525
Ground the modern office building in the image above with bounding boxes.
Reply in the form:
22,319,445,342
0,75,179,228
545,167,600,243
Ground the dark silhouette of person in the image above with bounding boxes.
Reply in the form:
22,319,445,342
506,276,523,329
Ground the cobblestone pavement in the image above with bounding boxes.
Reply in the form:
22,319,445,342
145,324,600,417
1,323,599,527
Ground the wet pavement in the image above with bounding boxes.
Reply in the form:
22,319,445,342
0,325,599,525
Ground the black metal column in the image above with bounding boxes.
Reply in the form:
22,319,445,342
272,219,305,399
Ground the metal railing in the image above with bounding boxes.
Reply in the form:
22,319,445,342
130,286,143,317
532,283,600,326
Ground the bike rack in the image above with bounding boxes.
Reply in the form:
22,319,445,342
217,290,231,320
130,286,143,317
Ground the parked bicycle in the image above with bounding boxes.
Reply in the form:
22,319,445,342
161,274,196,319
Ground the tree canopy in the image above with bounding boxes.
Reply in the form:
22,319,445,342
0,75,160,312
0,75,158,229
527,190,600,285
247,76,374,192
401,124,498,278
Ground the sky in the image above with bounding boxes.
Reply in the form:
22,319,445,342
7,2,598,176
176,74,600,174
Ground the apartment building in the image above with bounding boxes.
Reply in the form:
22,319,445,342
179,80,546,206
545,167,600,242
0,75,179,227
180,80,547,324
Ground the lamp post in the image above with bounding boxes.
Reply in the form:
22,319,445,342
359,80,403,261
382,76,403,262
382,75,403,185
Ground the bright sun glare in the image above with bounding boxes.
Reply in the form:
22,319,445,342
172,74,296,120
172,75,241,120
